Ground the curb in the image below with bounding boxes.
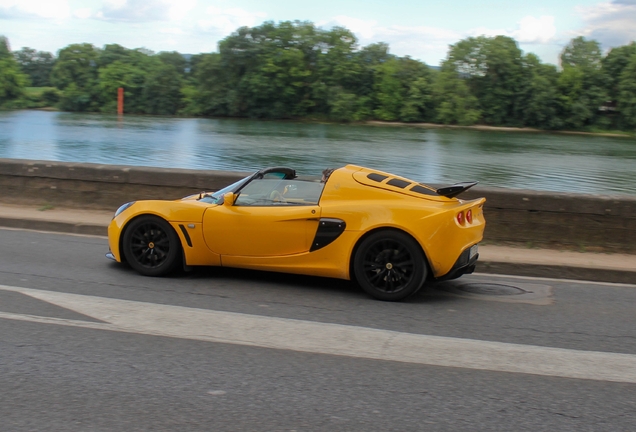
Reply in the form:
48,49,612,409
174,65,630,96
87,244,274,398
0,217,107,237
478,261,636,285
1,217,634,286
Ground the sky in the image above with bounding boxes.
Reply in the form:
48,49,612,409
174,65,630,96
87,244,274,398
1,0,636,66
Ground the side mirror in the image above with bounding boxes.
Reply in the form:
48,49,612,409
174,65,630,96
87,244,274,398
222,192,235,207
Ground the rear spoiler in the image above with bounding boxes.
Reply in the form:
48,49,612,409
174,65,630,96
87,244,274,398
436,181,478,198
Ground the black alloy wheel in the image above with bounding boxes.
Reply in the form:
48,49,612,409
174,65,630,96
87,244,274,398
353,231,427,301
122,215,181,277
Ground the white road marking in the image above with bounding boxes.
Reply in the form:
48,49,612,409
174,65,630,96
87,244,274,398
1,284,636,384
473,272,636,288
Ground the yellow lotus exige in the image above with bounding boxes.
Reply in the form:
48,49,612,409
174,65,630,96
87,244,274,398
107,165,485,301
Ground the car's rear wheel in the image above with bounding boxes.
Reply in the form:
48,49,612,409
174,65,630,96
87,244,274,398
353,231,427,301
122,215,181,277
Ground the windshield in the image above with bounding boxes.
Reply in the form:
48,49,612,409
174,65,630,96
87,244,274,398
198,175,253,204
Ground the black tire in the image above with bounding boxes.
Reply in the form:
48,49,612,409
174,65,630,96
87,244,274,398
122,215,181,277
353,231,427,301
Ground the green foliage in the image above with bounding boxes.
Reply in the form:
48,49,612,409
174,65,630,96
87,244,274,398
58,82,92,111
13,47,55,87
448,35,526,126
157,51,187,76
617,54,636,129
0,36,10,59
558,37,607,129
142,64,183,115
3,27,636,132
99,44,141,68
521,54,562,129
20,87,61,108
51,43,100,90
561,37,603,70
98,61,147,113
51,43,101,111
433,65,480,125
603,43,636,102
373,59,404,121
328,87,372,122
184,53,226,116
0,37,28,106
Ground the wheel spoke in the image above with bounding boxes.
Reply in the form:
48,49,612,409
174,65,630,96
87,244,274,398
364,261,382,270
368,269,387,284
127,222,174,268
359,238,421,293
385,272,395,291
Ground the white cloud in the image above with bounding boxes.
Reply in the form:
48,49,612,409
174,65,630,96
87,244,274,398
318,15,461,63
319,14,559,64
575,0,636,48
328,16,378,39
514,16,556,44
168,0,196,21
198,7,267,35
0,0,71,20
160,27,185,35
73,8,93,19
468,26,509,38
95,0,196,22
104,0,127,8
468,16,556,44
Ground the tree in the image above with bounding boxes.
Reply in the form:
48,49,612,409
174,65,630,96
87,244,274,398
0,36,28,105
521,54,562,129
353,42,393,98
372,59,404,121
13,47,55,87
157,51,187,76
561,36,603,70
617,54,636,129
0,36,10,59
447,35,526,126
327,87,371,122
602,43,636,103
400,75,435,122
558,37,606,129
51,43,100,89
98,61,147,113
51,43,101,111
433,63,480,125
372,57,433,122
184,53,229,116
142,64,183,115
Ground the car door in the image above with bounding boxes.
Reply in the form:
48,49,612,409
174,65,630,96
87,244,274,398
202,178,321,257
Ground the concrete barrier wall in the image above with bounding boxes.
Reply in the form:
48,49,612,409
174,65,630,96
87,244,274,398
2,158,635,253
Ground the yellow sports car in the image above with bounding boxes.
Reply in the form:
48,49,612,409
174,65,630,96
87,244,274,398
107,165,485,301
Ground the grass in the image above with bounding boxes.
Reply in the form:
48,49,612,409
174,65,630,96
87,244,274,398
24,87,56,96
38,203,55,211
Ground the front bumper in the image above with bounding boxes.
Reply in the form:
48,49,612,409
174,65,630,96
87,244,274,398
436,244,479,281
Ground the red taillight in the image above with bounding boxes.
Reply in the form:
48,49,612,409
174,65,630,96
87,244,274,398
457,212,464,224
466,209,473,224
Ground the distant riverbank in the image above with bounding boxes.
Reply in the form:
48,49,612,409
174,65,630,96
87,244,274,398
365,121,635,139
14,107,636,139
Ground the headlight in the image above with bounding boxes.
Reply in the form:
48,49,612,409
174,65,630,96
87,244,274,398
114,201,135,218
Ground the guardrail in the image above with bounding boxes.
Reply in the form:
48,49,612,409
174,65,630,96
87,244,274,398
1,158,635,253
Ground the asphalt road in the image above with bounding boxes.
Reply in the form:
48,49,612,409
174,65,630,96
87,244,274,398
1,228,635,431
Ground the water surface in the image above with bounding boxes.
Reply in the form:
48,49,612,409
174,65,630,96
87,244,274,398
1,110,635,195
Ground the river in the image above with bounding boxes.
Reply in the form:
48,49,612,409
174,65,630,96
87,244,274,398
1,110,635,195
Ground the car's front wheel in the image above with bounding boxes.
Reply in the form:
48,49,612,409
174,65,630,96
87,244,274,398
122,215,181,276
353,231,427,301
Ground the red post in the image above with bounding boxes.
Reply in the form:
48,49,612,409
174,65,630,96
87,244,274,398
117,87,124,115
